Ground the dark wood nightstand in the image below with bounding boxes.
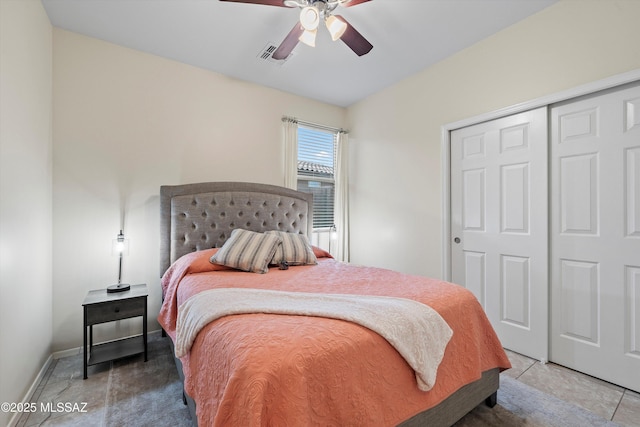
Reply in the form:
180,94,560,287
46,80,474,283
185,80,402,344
82,284,148,379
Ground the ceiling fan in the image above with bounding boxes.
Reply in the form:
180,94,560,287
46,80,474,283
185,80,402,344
220,0,373,60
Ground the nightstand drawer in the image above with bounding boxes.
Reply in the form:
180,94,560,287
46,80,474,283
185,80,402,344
86,297,145,325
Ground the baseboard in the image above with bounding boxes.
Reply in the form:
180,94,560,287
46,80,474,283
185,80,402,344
52,346,81,360
7,354,53,427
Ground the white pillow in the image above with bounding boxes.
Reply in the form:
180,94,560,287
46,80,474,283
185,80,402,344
210,229,282,274
267,231,317,266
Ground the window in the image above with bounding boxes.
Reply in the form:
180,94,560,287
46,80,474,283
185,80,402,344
296,125,337,229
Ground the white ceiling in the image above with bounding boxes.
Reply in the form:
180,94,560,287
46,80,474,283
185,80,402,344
41,0,557,107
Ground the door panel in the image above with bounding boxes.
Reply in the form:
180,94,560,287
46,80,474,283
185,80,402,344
464,251,486,306
501,255,529,328
550,83,640,393
559,154,598,234
626,266,640,356
501,163,529,233
463,169,485,231
559,259,599,344
627,147,640,237
451,107,548,361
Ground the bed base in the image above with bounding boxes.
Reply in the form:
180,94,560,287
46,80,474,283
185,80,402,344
166,335,499,427
166,336,198,423
398,369,499,426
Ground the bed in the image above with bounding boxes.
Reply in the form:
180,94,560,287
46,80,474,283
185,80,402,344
158,181,511,426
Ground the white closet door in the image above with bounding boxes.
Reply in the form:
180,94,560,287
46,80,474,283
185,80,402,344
550,83,640,392
451,107,548,361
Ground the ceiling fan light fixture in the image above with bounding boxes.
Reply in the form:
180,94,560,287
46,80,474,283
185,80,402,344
299,6,320,31
299,28,317,47
325,15,347,41
225,0,373,57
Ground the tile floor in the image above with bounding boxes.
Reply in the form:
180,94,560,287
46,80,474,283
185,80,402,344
503,350,640,426
14,333,640,427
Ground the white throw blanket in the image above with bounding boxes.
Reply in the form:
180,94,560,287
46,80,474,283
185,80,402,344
175,288,453,391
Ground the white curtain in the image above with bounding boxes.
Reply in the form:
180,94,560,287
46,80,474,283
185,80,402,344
283,118,298,190
333,131,350,262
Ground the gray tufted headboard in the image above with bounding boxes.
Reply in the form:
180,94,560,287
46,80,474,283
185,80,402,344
160,182,313,276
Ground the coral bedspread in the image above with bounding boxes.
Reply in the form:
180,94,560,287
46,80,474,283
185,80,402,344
158,249,511,427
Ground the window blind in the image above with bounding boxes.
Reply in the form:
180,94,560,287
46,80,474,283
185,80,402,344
296,125,336,229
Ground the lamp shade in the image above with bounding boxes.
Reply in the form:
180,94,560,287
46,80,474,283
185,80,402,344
299,28,317,47
299,6,320,31
110,229,130,288
325,15,347,41
111,230,129,255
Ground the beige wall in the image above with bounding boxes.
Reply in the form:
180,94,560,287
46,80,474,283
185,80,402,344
0,0,53,424
346,0,640,277
52,29,346,351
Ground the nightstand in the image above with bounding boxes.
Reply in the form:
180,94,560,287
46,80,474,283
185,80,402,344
82,284,148,379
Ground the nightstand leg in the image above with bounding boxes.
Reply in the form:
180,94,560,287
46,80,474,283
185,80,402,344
143,300,148,361
83,307,88,379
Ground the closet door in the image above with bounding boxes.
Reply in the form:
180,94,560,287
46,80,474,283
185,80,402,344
550,83,640,392
451,107,548,361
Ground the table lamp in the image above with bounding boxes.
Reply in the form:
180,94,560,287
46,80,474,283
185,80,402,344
107,229,130,293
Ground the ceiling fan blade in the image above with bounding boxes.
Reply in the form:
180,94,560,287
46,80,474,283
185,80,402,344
341,0,371,7
219,0,287,6
272,23,304,60
334,15,373,56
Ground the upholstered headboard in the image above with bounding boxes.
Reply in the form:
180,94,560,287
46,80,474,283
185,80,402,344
160,182,313,276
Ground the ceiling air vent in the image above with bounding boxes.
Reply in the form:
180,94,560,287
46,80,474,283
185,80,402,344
257,43,291,64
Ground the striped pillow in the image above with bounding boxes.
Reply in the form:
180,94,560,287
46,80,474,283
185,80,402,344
267,231,317,266
210,229,282,274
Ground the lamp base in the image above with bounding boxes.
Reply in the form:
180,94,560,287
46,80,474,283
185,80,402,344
107,283,131,293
